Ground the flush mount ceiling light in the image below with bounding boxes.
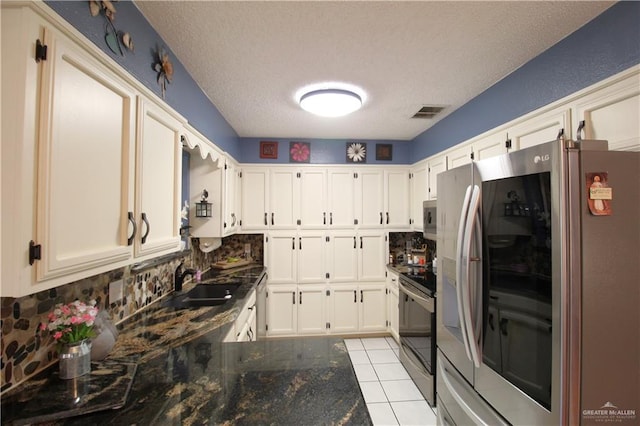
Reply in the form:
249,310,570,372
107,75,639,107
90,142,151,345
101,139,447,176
299,89,363,117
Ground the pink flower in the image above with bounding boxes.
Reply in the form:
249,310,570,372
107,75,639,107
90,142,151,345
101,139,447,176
290,142,310,162
53,331,63,340
39,323,47,331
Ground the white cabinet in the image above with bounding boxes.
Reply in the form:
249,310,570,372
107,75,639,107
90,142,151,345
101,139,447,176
384,170,411,229
265,231,326,284
326,231,386,283
357,169,385,228
426,155,446,200
328,283,386,334
473,131,509,160
299,169,327,228
266,284,327,336
223,159,241,235
134,97,182,258
571,71,640,151
507,107,571,151
447,145,473,170
269,168,298,229
386,270,400,342
224,288,257,342
327,169,356,228
410,162,428,231
240,168,269,230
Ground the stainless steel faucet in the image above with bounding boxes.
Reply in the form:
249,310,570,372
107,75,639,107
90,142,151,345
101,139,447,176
174,261,197,292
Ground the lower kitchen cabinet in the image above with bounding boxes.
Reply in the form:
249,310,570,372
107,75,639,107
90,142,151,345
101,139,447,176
328,283,387,334
386,271,400,342
266,284,327,337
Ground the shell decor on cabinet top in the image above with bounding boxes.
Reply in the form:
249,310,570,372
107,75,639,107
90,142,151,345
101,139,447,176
88,1,134,56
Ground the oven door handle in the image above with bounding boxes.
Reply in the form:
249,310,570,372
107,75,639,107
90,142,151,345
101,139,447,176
398,280,433,307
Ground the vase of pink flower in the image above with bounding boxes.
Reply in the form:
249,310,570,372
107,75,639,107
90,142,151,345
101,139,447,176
41,300,99,379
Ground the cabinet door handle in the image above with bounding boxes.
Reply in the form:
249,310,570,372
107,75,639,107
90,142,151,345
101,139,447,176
360,290,363,303
292,291,296,304
299,291,302,304
354,290,357,303
271,212,275,226
127,211,137,246
323,212,326,225
299,237,302,250
231,213,236,226
353,237,356,249
330,212,333,225
264,212,268,226
141,213,150,244
360,237,363,249
386,212,389,224
379,212,383,225
292,238,295,250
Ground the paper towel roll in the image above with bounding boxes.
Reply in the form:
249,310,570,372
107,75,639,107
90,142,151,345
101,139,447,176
199,237,222,253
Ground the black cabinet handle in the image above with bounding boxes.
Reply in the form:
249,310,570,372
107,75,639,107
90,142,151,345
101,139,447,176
386,212,389,224
379,212,383,225
353,237,356,249
127,211,137,246
299,237,302,250
264,212,268,226
354,290,357,303
360,237,363,249
292,291,296,304
141,213,150,244
231,213,236,226
330,212,333,225
292,238,295,250
323,212,326,225
299,291,302,304
360,290,363,303
271,212,274,226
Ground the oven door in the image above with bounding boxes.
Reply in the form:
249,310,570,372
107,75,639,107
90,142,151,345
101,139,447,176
398,277,435,405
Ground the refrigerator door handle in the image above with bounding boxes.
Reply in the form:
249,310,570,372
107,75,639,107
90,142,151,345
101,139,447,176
460,185,482,368
456,185,474,363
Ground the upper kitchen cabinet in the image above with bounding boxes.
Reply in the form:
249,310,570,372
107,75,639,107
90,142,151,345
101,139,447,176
410,161,428,231
506,107,571,151
223,158,241,235
1,4,184,297
327,169,356,228
571,70,639,152
239,167,269,230
134,97,183,257
2,6,136,296
426,155,446,200
384,170,411,230
299,169,327,229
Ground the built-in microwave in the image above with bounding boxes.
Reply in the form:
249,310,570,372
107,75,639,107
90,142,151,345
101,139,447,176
423,200,436,241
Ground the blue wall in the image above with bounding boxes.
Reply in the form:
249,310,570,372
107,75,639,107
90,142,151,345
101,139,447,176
411,1,640,160
46,1,240,158
239,138,410,165
46,1,639,165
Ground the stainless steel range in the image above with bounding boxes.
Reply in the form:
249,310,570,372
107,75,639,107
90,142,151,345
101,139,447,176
398,265,436,406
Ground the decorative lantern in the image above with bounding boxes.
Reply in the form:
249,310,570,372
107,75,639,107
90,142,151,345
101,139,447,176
195,189,212,218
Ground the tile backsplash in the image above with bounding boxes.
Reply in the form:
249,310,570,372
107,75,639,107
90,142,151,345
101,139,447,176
0,233,264,393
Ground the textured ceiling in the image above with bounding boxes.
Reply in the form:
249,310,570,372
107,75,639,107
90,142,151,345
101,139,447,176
135,1,614,141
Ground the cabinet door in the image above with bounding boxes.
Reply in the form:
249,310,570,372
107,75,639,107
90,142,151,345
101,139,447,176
35,26,135,280
358,170,384,228
410,163,428,231
385,169,410,229
473,131,509,160
299,169,326,228
297,232,326,284
327,169,355,228
329,286,359,334
359,284,387,332
297,285,327,335
507,108,570,151
135,97,182,257
572,74,639,151
241,168,269,230
447,145,473,170
223,160,240,235
265,232,297,284
427,155,446,200
266,285,297,336
327,232,358,283
269,168,298,229
358,232,387,281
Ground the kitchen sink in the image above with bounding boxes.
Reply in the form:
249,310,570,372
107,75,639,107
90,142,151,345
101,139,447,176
162,283,242,308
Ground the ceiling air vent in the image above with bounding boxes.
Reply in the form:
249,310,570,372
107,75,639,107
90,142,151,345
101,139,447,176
412,105,445,119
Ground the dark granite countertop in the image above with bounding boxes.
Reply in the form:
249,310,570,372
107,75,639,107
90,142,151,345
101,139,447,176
1,265,371,425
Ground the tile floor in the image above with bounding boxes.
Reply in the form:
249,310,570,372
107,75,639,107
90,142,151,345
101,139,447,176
345,337,438,426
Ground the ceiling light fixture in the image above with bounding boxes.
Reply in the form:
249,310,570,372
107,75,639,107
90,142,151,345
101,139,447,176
299,89,362,117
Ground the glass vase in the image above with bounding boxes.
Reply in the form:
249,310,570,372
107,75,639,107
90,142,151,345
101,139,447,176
59,339,92,379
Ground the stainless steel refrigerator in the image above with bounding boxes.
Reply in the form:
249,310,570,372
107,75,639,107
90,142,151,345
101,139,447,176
435,139,639,425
